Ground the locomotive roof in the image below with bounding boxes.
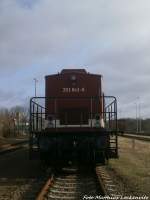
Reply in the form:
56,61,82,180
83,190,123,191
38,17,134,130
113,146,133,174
61,69,87,74
45,69,102,78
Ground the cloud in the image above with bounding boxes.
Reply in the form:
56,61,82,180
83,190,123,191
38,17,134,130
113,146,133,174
16,0,41,9
0,0,150,118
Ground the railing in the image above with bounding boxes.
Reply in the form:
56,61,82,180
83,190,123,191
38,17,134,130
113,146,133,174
29,96,117,133
29,96,118,159
104,96,117,131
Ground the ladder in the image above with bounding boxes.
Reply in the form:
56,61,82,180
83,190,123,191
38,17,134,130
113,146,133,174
109,131,118,158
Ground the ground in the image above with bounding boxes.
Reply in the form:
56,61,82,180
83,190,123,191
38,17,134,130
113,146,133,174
107,136,150,197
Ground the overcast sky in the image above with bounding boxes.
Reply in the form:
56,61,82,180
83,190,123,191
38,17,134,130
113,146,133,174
0,0,150,118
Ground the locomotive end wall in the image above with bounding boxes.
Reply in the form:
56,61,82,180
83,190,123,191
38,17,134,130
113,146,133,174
45,69,102,98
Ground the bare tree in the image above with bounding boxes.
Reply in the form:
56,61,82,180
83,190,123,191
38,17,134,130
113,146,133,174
0,106,29,138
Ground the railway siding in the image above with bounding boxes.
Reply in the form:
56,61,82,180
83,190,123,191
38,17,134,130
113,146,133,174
0,139,28,155
119,133,150,142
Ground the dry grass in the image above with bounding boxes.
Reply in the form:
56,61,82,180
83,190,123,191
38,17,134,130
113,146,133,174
108,136,150,196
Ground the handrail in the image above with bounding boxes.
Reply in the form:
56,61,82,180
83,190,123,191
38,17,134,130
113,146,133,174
31,95,116,100
29,96,117,133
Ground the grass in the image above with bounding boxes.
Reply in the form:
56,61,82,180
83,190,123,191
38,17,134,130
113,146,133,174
107,136,150,196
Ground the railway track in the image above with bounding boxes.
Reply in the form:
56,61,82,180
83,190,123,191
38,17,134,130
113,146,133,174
0,140,28,155
36,165,120,200
0,165,120,199
119,133,150,142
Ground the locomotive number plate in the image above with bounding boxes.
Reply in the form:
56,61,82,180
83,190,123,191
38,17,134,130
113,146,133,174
62,88,85,93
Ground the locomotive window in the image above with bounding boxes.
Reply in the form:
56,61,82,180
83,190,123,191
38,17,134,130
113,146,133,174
70,75,76,81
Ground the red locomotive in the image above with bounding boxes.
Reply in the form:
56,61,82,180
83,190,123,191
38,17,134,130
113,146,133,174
29,69,118,165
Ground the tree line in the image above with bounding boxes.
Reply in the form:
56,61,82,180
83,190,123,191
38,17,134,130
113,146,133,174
0,106,150,138
118,118,150,135
0,106,29,138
